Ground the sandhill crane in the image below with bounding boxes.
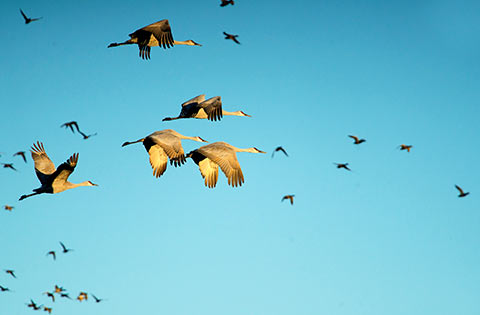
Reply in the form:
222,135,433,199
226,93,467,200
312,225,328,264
399,144,412,152
20,9,42,24
43,292,55,302
223,32,240,44
0,285,10,292
77,292,88,302
14,151,27,163
220,0,235,6
187,142,265,188
19,142,97,201
272,146,288,158
92,294,105,303
43,306,53,314
455,185,470,198
2,163,17,171
59,242,73,253
348,135,366,145
122,129,207,178
4,205,14,211
61,121,97,140
334,163,351,171
163,95,251,122
54,285,66,294
108,19,201,60
46,251,56,261
282,195,295,205
26,299,42,310
5,270,16,278
60,293,72,299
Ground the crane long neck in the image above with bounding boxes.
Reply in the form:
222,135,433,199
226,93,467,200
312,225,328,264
235,147,257,153
122,138,145,147
222,110,243,116
69,181,93,188
179,135,202,142
173,40,191,45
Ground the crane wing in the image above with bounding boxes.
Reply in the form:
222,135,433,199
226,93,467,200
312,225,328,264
31,142,56,185
198,158,219,188
197,144,244,187
147,133,186,167
200,96,223,121
455,185,464,194
51,153,78,186
146,145,168,178
181,94,206,107
20,9,28,21
139,19,174,49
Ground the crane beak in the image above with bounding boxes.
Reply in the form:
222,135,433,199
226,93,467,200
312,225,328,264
254,148,266,154
89,181,99,186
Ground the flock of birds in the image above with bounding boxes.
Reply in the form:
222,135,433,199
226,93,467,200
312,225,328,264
2,2,473,313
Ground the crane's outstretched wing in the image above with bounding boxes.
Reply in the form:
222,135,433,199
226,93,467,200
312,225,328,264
200,96,223,121
51,153,78,185
181,94,206,107
455,185,464,194
148,132,187,167
19,9,28,22
197,144,244,187
140,19,175,49
146,144,169,178
31,142,56,185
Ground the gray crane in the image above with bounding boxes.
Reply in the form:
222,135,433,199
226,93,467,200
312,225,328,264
19,142,97,201
122,129,207,178
163,95,251,122
108,19,201,59
187,142,265,188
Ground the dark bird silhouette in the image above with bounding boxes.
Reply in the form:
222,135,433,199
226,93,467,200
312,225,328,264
14,151,27,163
5,270,16,278
46,251,56,260
77,292,88,302
79,131,97,140
61,122,97,140
54,285,66,294
223,32,240,44
399,144,412,152
334,163,351,171
59,242,73,253
20,9,42,24
91,294,104,303
220,0,235,6
2,163,17,171
272,146,288,158
348,135,366,145
26,299,42,310
0,285,10,292
282,195,295,205
60,293,72,299
108,19,201,60
455,185,470,198
43,292,55,302
19,142,97,201
4,205,14,211
43,306,53,314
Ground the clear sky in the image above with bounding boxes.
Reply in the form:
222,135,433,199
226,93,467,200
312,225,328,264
1,0,479,314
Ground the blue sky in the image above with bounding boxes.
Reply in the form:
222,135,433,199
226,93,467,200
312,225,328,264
1,0,479,314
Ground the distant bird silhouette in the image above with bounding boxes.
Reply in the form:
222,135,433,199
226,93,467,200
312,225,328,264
348,135,366,145
163,95,251,122
54,285,66,294
122,129,207,178
334,163,351,171
399,144,412,152
43,306,53,314
2,163,17,171
220,0,234,6
108,19,201,60
282,195,295,205
91,294,104,303
20,9,42,24
4,205,14,211
59,242,73,253
272,146,288,158
26,299,42,310
19,142,97,201
5,270,16,278
455,185,470,198
223,32,240,44
43,292,55,302
79,131,97,140
0,285,10,292
14,151,27,163
61,122,96,140
187,142,265,188
77,292,88,302
60,293,72,299
46,251,56,260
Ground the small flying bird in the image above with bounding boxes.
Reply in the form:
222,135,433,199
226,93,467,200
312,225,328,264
334,163,351,171
59,242,73,254
20,9,42,24
282,195,295,205
43,306,53,314
223,32,240,44
2,163,17,171
4,205,14,211
5,269,16,278
61,121,81,134
271,146,288,158
348,135,366,145
399,144,412,152
60,293,72,299
108,19,201,60
79,131,97,140
54,285,66,294
26,299,42,310
455,185,470,198
46,251,56,260
0,285,10,292
220,0,235,6
14,151,27,163
77,292,88,302
43,292,55,302
91,294,104,303
19,142,98,201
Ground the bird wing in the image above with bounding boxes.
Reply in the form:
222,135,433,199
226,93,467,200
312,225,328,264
278,147,288,156
181,94,206,107
146,144,169,178
197,144,244,187
348,135,359,142
199,96,223,121
51,153,78,186
147,132,186,166
198,158,219,188
232,37,241,44
14,151,27,163
138,19,174,49
31,142,56,185
20,9,28,21
455,185,464,194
